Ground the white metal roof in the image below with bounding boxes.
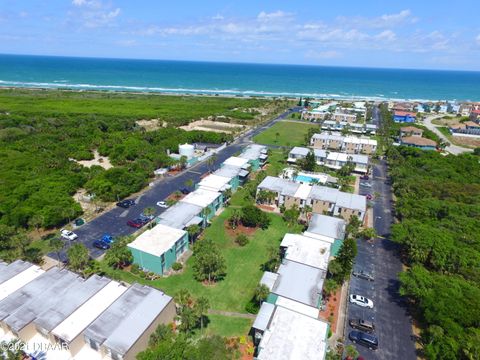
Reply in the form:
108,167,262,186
306,214,346,241
52,281,127,343
275,296,320,318
223,156,249,168
257,306,328,360
180,188,221,208
0,265,44,302
293,183,312,200
344,136,377,146
252,302,275,331
336,192,367,212
272,260,325,308
280,234,331,271
127,224,186,257
157,202,203,229
198,174,231,192
87,284,173,356
260,272,279,291
289,147,310,157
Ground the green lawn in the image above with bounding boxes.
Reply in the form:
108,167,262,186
203,315,253,338
102,190,302,314
253,121,319,147
266,149,288,177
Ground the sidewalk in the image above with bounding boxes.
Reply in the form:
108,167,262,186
327,280,349,349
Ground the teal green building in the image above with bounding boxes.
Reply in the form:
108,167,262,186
128,224,189,275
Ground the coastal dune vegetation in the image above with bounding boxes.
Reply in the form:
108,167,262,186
0,89,278,257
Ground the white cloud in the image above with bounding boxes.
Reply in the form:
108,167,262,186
116,39,137,47
375,30,397,42
69,0,121,28
133,9,465,57
337,9,417,29
476,34,480,45
257,10,293,22
305,50,341,59
212,14,224,21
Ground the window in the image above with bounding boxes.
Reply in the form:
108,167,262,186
86,337,99,351
111,351,124,360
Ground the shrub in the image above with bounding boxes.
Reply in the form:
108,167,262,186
130,263,141,274
235,234,249,246
245,300,260,314
241,205,270,229
172,262,183,271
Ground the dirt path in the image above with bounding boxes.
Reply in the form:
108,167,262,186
422,115,473,155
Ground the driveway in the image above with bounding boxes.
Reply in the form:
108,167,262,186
343,107,416,359
422,115,473,155
53,107,299,261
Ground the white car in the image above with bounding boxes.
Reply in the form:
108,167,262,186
349,294,374,308
360,182,372,188
60,229,78,241
156,201,169,208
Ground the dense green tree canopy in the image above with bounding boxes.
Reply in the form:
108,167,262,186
388,146,480,359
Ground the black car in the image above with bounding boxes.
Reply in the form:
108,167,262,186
349,319,375,333
93,240,110,250
352,269,375,281
116,199,135,209
180,188,191,194
360,175,369,180
349,331,378,350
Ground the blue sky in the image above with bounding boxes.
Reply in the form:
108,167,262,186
1,0,479,70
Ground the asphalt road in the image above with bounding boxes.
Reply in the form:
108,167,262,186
344,107,416,359
54,107,298,261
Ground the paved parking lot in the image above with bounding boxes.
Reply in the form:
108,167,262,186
344,107,416,359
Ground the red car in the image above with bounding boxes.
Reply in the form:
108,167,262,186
127,219,144,228
366,194,373,200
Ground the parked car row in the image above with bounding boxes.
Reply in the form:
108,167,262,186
348,294,378,350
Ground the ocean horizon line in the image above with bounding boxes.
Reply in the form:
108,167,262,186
2,52,480,74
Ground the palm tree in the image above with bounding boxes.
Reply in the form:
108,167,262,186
49,237,64,266
186,224,201,243
175,288,192,313
202,206,212,225
179,155,188,170
229,209,242,230
207,153,218,172
195,296,210,333
254,284,270,305
143,207,156,228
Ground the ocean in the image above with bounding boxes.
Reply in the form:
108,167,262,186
0,54,479,101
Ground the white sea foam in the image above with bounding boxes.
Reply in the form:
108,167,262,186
0,79,451,102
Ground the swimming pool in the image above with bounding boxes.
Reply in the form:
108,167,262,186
295,175,316,183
